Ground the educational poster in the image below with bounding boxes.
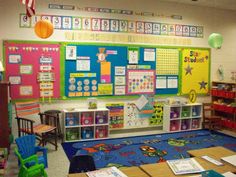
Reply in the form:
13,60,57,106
125,103,149,128
138,95,154,119
181,49,210,94
126,70,155,95
149,102,164,126
106,103,124,129
5,42,60,100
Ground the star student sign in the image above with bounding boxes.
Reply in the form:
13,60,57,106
181,49,210,95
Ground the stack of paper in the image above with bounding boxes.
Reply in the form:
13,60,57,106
167,158,205,175
221,155,236,167
86,166,128,177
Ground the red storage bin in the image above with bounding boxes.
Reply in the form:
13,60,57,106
233,122,236,129
217,90,225,97
213,104,219,110
211,89,218,96
224,91,235,98
225,106,234,113
218,104,225,111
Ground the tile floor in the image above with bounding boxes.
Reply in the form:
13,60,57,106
4,129,236,177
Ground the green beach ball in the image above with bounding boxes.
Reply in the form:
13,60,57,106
208,33,223,49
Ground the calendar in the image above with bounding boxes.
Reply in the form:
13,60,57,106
127,70,155,94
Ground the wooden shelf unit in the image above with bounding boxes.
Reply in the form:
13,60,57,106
211,81,236,130
0,81,11,150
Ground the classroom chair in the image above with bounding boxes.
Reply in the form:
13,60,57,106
15,134,48,168
68,155,96,173
202,103,222,131
15,100,58,150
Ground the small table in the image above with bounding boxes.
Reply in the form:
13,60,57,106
44,110,63,139
68,166,150,177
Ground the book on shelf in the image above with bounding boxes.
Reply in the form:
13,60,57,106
86,166,128,177
221,155,236,167
167,158,205,175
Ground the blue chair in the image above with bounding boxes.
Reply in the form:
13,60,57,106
15,135,48,168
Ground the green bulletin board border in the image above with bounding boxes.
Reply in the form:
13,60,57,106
3,40,211,101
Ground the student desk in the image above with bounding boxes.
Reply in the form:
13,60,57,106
140,157,236,177
67,166,151,177
187,146,236,161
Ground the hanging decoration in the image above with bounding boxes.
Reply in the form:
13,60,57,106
34,20,54,39
217,65,224,81
20,0,36,18
208,33,223,49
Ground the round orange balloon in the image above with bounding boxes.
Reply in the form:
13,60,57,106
34,20,54,39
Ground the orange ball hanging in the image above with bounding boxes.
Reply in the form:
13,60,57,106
34,20,54,39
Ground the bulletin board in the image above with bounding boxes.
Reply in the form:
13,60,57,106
4,41,61,100
180,48,210,95
63,43,182,98
3,41,210,100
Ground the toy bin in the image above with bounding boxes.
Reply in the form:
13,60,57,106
170,107,180,119
181,119,190,130
81,127,94,139
181,106,191,118
192,105,201,117
66,128,79,141
80,112,94,125
191,118,200,129
95,111,108,124
65,113,79,126
170,120,180,131
95,126,108,138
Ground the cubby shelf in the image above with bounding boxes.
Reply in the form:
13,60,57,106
163,103,202,132
63,108,109,142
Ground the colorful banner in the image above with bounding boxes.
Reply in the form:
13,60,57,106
20,13,204,38
181,49,210,94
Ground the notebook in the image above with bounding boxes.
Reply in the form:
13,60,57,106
221,155,236,167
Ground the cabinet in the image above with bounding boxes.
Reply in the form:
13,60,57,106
63,108,109,142
211,81,236,130
0,81,11,149
163,103,202,132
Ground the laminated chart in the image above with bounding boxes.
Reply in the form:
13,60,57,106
156,48,179,94
156,48,179,75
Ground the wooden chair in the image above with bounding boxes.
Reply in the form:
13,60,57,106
202,103,222,130
15,100,58,150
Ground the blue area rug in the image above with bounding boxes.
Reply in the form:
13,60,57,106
62,130,236,169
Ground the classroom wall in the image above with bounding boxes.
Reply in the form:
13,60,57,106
1,0,236,137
